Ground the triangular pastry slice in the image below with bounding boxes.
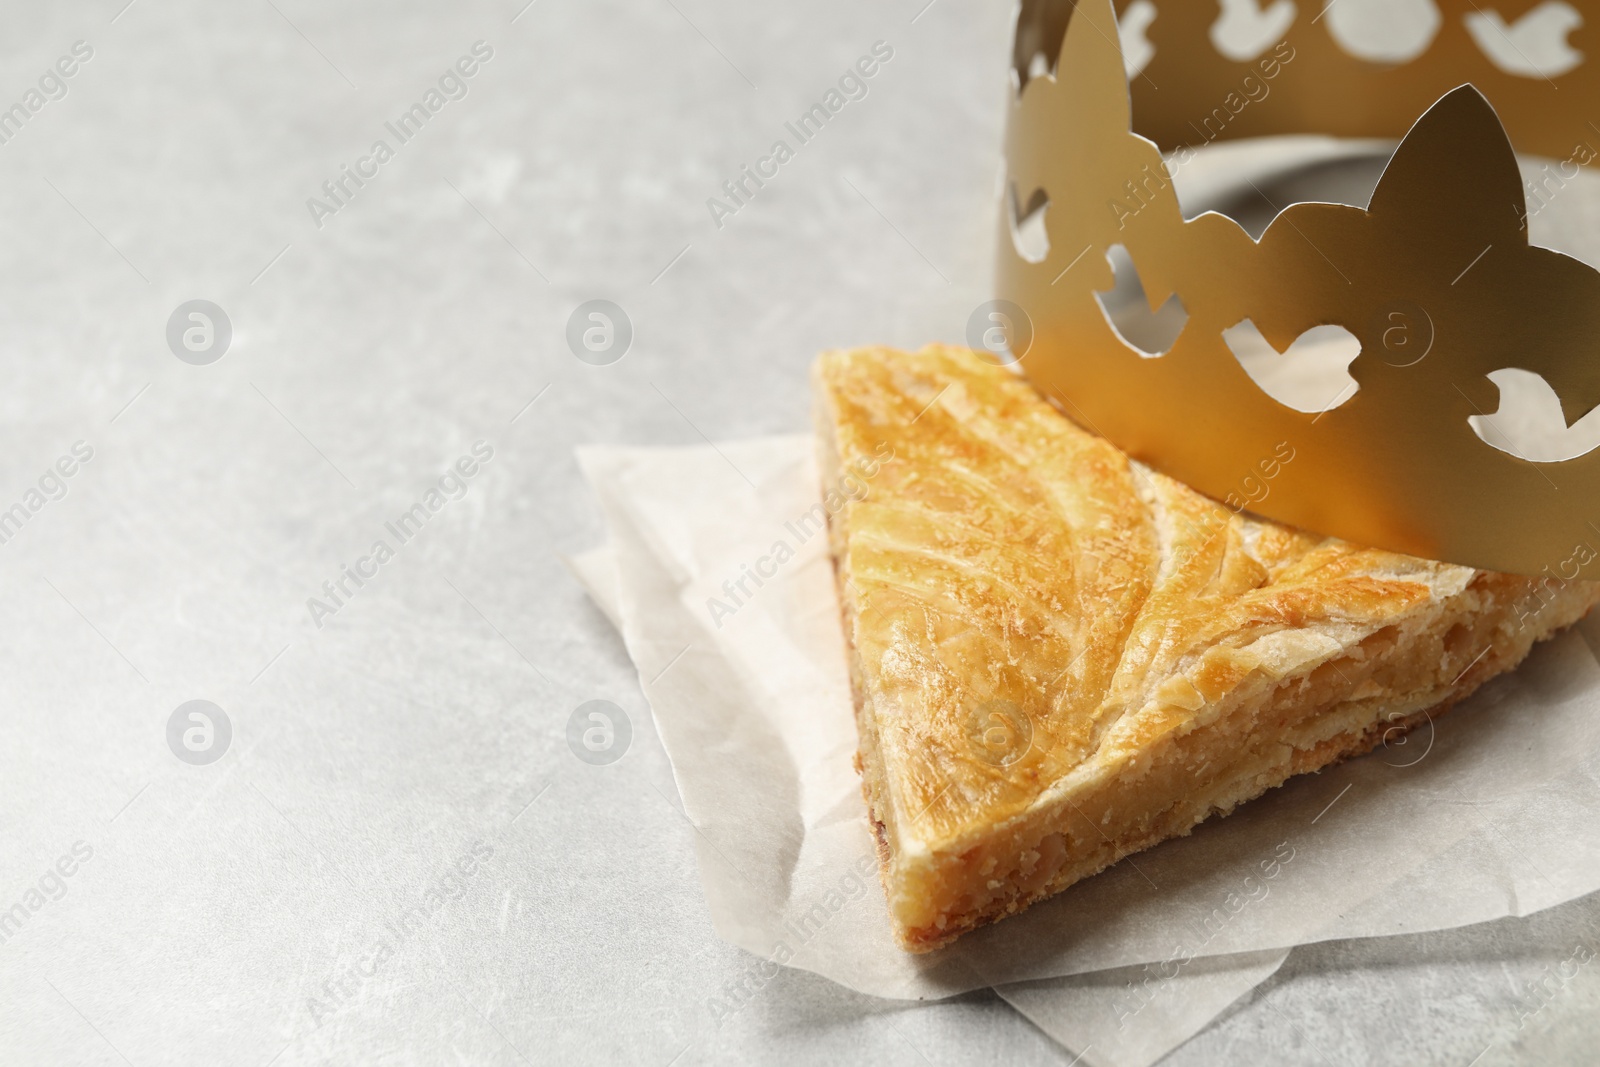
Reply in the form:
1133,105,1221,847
813,344,1600,952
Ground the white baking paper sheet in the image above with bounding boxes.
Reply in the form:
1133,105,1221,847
572,435,1600,1062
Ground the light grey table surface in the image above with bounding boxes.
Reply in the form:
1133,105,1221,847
0,1,1597,1064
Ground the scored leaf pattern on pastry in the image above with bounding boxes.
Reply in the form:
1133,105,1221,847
820,345,1491,844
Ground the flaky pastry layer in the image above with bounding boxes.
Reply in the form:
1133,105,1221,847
814,344,1600,952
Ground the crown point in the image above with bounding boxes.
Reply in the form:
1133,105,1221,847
1367,84,1528,243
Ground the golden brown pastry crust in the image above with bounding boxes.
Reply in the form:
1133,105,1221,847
814,344,1600,952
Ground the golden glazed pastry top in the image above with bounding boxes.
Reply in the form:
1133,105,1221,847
817,344,1491,855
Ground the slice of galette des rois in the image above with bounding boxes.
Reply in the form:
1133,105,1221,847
812,344,1600,952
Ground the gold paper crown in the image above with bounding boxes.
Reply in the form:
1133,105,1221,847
998,0,1600,579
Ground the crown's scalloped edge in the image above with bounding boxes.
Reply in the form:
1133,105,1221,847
998,0,1600,578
